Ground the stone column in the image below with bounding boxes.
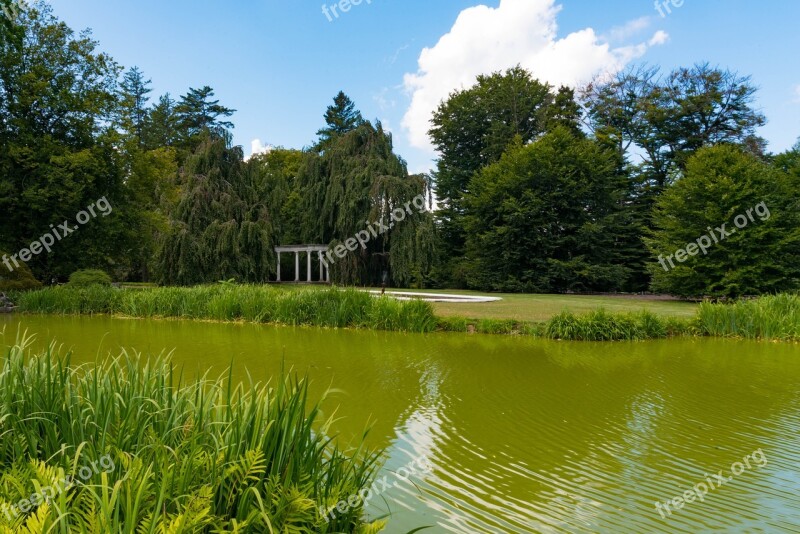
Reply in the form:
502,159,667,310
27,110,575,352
276,251,281,282
294,251,300,282
306,248,312,283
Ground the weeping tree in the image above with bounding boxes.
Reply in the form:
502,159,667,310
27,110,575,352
156,136,275,285
297,121,434,287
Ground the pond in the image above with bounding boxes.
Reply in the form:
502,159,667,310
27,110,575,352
2,314,800,533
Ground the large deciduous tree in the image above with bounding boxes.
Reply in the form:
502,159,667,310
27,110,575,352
582,63,766,192
428,66,559,286
463,127,633,293
0,3,126,280
646,145,800,298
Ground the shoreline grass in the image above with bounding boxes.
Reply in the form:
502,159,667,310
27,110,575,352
11,286,800,342
15,285,438,333
0,333,385,532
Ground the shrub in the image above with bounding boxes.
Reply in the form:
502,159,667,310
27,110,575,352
0,251,42,291
67,269,113,287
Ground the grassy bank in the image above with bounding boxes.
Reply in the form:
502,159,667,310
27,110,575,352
16,285,438,333
436,294,800,342
0,334,385,532
13,285,800,342
413,289,699,322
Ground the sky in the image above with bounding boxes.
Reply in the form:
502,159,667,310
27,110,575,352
48,0,800,173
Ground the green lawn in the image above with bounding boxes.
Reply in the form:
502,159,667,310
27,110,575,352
386,288,698,322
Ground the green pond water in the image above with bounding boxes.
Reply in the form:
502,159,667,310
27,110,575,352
2,314,800,533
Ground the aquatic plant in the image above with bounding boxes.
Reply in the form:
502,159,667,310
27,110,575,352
16,285,438,333
0,334,386,532
543,309,689,341
696,293,800,341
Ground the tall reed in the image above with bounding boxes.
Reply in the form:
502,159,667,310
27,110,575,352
16,285,438,333
696,294,800,341
543,309,688,341
0,333,386,532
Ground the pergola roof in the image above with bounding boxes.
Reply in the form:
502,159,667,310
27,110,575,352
274,245,329,253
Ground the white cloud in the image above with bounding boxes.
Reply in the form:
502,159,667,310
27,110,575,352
249,138,273,159
649,30,669,46
401,0,668,152
605,16,651,42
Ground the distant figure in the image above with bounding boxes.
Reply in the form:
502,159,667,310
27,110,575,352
381,270,388,295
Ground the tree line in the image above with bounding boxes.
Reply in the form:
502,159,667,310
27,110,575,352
1,3,797,296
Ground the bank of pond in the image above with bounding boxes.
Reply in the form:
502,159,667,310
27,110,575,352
9,285,800,342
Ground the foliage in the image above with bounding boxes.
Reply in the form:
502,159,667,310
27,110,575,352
67,268,112,287
463,127,633,292
0,334,385,532
16,285,439,332
175,85,236,147
428,66,561,286
316,91,365,149
0,3,125,281
696,293,800,341
646,145,800,298
582,63,766,190
157,138,275,286
297,120,435,287
0,251,42,291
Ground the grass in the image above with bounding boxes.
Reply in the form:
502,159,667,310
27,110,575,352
16,285,438,333
0,332,386,532
417,289,699,322
696,294,800,341
13,284,800,342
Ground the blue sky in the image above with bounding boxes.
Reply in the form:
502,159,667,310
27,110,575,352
49,0,800,173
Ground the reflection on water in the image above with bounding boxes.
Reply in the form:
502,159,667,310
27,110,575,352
3,315,800,532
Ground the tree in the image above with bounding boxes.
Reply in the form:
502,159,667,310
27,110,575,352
143,94,179,149
118,66,152,143
0,3,127,280
0,249,42,291
297,121,434,286
582,63,766,191
429,66,557,286
175,86,235,147
315,91,364,149
463,127,632,293
156,139,274,285
249,148,304,245
646,145,800,297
